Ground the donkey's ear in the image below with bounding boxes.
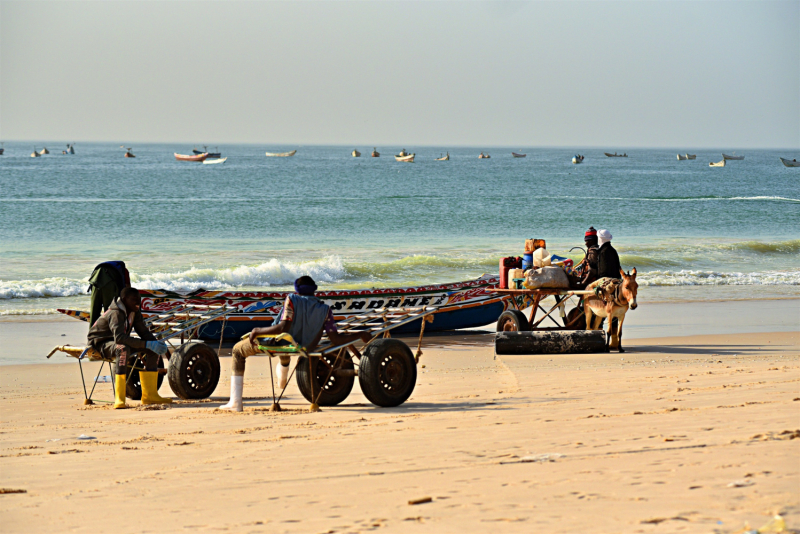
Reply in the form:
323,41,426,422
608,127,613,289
631,267,637,277
619,268,626,278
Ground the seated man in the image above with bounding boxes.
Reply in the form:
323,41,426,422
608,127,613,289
596,229,622,280
86,287,171,409
218,276,371,412
574,226,600,289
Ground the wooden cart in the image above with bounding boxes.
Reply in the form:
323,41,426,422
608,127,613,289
486,288,596,332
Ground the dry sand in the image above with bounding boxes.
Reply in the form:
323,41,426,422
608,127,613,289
1,331,798,533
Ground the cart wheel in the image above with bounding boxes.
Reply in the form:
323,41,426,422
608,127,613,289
496,310,530,332
358,339,416,407
167,342,220,400
126,354,165,400
296,352,355,406
565,307,587,330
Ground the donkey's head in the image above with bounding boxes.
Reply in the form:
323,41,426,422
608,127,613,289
620,267,638,309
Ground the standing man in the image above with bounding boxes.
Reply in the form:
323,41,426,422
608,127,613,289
597,229,622,280
218,276,371,412
87,287,171,409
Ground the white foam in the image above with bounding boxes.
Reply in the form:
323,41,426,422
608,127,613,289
638,270,800,286
131,256,347,292
0,278,88,299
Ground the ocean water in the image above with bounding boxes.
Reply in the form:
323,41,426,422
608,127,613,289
1,142,798,316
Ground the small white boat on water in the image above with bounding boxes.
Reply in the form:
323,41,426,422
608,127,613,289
38,147,49,155
709,159,726,167
435,152,450,161
265,150,297,157
572,155,584,164
722,153,744,161
780,157,800,168
395,153,415,162
203,157,227,165
512,152,526,158
352,149,361,157
677,154,688,161
31,147,40,158
686,154,696,160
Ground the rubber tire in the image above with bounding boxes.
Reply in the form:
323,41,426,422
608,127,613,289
126,354,165,400
358,339,417,408
565,307,587,330
296,353,355,406
496,309,530,332
167,342,221,400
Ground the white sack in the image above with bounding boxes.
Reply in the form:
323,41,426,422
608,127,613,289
522,266,570,289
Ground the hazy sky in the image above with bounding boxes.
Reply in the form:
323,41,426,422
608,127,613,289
1,1,798,148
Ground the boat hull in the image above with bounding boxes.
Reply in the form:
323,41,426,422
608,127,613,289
722,154,744,160
203,157,227,165
395,154,415,162
175,152,208,162
265,150,297,157
512,153,526,158
780,157,800,168
58,275,510,341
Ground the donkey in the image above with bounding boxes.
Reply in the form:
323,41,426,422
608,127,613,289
584,268,638,352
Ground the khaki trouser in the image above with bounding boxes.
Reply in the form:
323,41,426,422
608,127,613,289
231,338,290,376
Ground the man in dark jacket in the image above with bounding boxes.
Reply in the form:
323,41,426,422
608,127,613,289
87,287,170,409
597,229,622,280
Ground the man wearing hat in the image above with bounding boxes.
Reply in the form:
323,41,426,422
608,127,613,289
576,227,600,288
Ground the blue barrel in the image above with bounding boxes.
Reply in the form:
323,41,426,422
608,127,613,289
522,252,533,271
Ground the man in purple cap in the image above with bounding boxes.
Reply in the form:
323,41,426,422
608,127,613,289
217,276,370,412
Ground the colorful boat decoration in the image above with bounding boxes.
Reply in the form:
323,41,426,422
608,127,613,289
58,274,510,341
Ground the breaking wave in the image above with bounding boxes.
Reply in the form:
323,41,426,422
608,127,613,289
638,270,800,287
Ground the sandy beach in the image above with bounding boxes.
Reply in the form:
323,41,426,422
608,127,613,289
1,327,797,533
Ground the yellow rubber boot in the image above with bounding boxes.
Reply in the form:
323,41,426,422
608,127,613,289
140,371,172,405
113,374,128,409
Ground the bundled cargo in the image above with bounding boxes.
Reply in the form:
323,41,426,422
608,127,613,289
522,266,570,290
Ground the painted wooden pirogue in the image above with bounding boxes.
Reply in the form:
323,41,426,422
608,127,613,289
58,274,510,341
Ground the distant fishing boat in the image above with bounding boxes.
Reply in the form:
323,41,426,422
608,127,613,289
478,152,490,159
265,150,297,157
31,147,40,158
38,147,49,155
175,152,208,162
395,153,415,162
709,159,726,167
780,157,800,168
397,149,408,157
65,143,75,154
677,154,688,161
512,152,526,158
686,154,696,160
193,146,221,158
124,148,135,158
435,152,450,161
604,152,627,157
371,148,380,157
722,153,744,161
572,155,584,164
203,157,227,165
0,143,4,156
352,149,361,157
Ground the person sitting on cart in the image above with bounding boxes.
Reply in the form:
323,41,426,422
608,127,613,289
218,276,372,412
596,229,622,280
86,287,171,409
575,226,600,288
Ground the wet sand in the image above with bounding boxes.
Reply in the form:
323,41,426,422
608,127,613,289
1,331,798,533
